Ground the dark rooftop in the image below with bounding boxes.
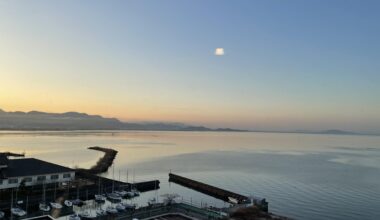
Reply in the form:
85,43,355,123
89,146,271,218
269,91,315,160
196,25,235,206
1,158,73,178
0,154,9,166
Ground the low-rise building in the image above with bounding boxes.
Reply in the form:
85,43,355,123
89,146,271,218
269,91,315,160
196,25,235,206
0,154,75,189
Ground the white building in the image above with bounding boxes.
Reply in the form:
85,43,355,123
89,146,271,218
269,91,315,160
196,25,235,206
0,155,75,189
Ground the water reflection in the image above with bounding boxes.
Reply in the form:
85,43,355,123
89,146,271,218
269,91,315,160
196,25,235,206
0,131,379,220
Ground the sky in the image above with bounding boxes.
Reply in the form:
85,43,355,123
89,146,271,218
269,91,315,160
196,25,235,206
0,0,380,133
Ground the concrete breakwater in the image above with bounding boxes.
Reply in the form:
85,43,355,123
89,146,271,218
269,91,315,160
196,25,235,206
75,146,117,174
169,173,249,204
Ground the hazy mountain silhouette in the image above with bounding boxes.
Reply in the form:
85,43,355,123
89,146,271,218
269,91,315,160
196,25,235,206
0,109,245,131
315,129,358,135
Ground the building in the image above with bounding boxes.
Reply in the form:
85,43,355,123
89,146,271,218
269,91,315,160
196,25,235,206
0,154,75,189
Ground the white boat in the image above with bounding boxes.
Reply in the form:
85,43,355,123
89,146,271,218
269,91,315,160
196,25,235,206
114,190,128,197
39,202,51,212
64,200,73,207
108,166,122,202
161,193,179,206
228,197,239,204
0,211,5,219
131,188,140,196
148,197,157,206
126,191,135,197
11,207,27,217
69,214,81,220
94,194,106,202
115,203,125,211
106,206,118,214
96,209,107,217
107,193,122,202
122,202,136,210
79,211,95,219
40,183,51,212
50,202,63,209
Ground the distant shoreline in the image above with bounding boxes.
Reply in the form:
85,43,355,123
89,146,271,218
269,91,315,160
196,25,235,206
1,109,378,136
0,129,378,136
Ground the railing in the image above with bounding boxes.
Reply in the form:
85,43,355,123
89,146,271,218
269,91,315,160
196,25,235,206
113,203,226,220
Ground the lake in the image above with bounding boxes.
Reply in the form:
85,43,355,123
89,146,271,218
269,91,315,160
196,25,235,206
0,131,379,219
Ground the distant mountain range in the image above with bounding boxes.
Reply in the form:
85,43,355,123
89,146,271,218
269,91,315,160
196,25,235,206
249,129,363,135
313,129,359,135
0,109,372,135
0,109,245,131
287,129,360,135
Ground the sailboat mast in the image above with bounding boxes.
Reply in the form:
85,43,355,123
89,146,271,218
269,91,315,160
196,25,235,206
26,196,28,214
11,189,13,208
98,178,101,194
11,189,13,220
42,183,45,202
112,164,115,192
54,182,56,200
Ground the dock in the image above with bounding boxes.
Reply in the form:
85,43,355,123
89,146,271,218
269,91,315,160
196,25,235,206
169,173,248,204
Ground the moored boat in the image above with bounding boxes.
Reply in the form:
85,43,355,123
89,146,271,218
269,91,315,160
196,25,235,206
106,206,118,214
94,194,106,203
228,197,239,204
69,214,81,220
64,200,73,207
126,191,135,198
40,183,51,212
96,209,107,217
114,190,128,197
122,202,136,210
148,197,157,206
107,193,122,202
39,202,51,212
115,203,125,211
50,202,63,209
79,211,96,219
131,188,140,196
11,207,27,217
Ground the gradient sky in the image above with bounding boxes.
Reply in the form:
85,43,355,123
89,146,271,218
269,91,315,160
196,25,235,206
1,0,380,133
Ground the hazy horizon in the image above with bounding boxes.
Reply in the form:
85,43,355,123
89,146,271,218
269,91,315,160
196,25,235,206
1,1,380,133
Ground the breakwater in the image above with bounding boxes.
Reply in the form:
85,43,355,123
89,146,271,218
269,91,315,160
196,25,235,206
169,173,249,204
75,146,117,174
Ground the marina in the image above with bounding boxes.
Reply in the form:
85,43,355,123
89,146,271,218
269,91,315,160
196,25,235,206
0,146,278,220
0,147,160,220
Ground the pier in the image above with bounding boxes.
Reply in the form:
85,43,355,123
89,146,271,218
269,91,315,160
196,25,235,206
169,173,248,204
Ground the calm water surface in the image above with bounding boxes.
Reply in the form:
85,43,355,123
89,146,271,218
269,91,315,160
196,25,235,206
0,131,379,220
